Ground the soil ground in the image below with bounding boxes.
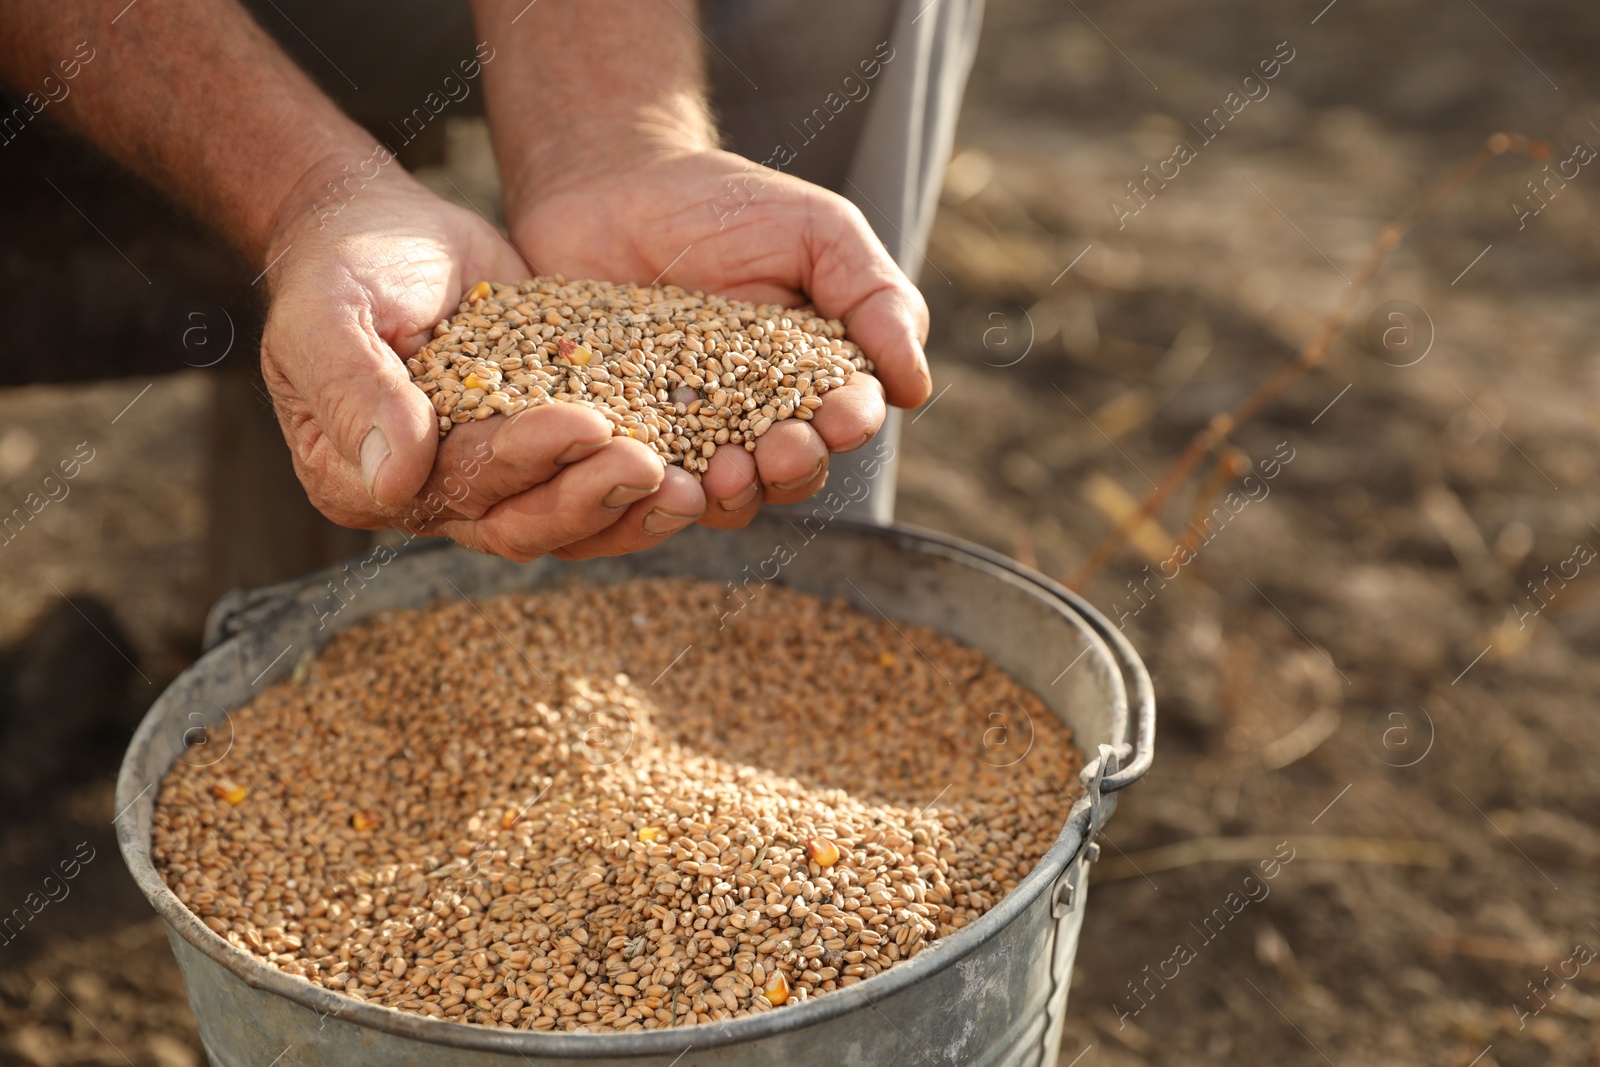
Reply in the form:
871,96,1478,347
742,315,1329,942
5,1,1600,1065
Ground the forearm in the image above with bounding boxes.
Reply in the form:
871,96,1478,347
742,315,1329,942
470,0,717,207
0,0,377,265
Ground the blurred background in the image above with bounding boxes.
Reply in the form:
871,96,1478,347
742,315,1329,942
4,0,1600,1063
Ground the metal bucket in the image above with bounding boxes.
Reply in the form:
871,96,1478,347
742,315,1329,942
115,517,1153,1067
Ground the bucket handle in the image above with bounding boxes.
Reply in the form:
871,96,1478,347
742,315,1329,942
1074,597,1154,795
203,579,307,652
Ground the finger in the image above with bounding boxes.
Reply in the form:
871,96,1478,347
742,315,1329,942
263,356,386,528
698,445,762,529
836,282,931,409
552,466,706,560
803,194,932,409
435,437,666,561
422,404,617,521
808,373,885,452
754,419,829,506
264,273,437,508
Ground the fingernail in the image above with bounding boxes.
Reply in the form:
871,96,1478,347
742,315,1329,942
643,508,699,536
834,431,871,453
718,480,761,512
773,457,827,492
603,483,659,509
360,426,391,503
555,439,609,465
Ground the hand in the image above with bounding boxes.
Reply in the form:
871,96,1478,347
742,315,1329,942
259,171,706,560
505,146,933,527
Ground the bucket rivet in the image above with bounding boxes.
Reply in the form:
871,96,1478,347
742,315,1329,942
1053,879,1075,917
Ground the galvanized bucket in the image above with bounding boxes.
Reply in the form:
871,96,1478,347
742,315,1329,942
115,517,1153,1067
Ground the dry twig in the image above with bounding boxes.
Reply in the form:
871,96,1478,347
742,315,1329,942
1067,133,1549,589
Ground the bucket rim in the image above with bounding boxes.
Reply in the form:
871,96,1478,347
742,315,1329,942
116,518,1151,1058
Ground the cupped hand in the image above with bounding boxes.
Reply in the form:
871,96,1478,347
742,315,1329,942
259,171,705,560
505,147,932,527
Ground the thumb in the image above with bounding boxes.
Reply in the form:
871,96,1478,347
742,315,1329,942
804,194,932,409
837,283,932,409
264,275,436,509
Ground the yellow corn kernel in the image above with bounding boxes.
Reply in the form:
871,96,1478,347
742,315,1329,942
762,969,790,1006
465,281,493,302
463,372,487,390
212,778,247,805
351,812,379,832
556,337,595,366
806,836,840,868
637,826,665,843
501,809,519,830
878,651,897,668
